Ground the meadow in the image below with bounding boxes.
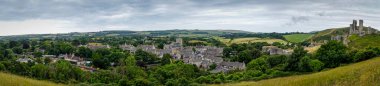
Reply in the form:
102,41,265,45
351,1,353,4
214,37,287,45
283,34,314,43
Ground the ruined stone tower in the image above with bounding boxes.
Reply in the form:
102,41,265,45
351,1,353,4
359,20,364,36
350,20,358,35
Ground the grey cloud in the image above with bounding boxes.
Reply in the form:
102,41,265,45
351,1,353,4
0,0,380,35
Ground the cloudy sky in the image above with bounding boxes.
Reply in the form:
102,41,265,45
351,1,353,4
0,0,379,36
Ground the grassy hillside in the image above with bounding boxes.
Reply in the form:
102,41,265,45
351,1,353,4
308,27,348,42
349,34,380,49
0,72,64,86
309,27,377,43
214,37,287,45
212,57,380,86
283,34,314,43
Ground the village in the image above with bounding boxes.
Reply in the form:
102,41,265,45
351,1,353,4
14,37,297,73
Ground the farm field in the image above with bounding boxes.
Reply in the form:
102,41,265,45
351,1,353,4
283,34,314,43
211,57,380,86
214,37,287,45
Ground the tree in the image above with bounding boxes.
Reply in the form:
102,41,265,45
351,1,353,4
157,43,164,49
352,47,379,62
315,41,347,68
286,46,307,71
0,63,5,71
247,56,269,72
135,49,159,66
21,40,30,49
33,51,43,58
266,55,287,70
76,46,93,58
92,53,110,69
223,47,233,58
12,47,23,54
298,56,312,72
161,54,172,65
236,49,261,63
72,39,81,46
9,41,20,48
107,52,127,64
153,62,200,84
209,63,217,70
95,48,111,56
50,60,83,82
30,64,49,79
123,56,137,66
308,59,324,72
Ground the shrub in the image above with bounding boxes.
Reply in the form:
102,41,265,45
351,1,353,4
316,41,347,68
247,56,269,72
243,70,263,80
308,60,324,72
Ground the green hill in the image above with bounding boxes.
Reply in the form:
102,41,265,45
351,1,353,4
308,27,349,42
308,27,377,43
349,34,380,49
212,57,380,86
0,72,64,86
283,34,314,43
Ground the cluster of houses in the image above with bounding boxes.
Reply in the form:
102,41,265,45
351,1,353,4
16,52,96,72
120,38,246,73
15,38,295,73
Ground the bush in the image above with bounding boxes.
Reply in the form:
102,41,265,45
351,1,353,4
0,63,4,71
266,55,287,69
247,56,269,72
298,56,312,72
269,70,289,77
195,76,211,84
353,49,377,62
243,70,263,80
308,60,324,72
316,41,348,68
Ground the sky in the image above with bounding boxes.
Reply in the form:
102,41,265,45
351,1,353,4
0,0,380,36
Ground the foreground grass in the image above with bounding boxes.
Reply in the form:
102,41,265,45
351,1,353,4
0,72,65,86
283,34,314,43
212,57,380,86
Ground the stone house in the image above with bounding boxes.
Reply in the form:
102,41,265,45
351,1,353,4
210,62,246,73
262,46,292,55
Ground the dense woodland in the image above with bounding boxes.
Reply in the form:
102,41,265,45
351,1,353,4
0,33,379,86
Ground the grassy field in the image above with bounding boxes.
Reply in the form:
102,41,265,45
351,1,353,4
214,37,287,45
0,72,64,86
283,34,314,43
349,34,380,50
212,57,380,86
304,45,320,53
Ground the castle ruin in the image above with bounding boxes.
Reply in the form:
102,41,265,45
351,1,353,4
331,20,376,45
349,20,373,36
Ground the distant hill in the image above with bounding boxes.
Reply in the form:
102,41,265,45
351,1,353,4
0,72,64,86
0,30,252,41
212,57,380,86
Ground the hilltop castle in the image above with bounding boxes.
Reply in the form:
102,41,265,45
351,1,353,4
349,20,375,36
331,20,377,45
